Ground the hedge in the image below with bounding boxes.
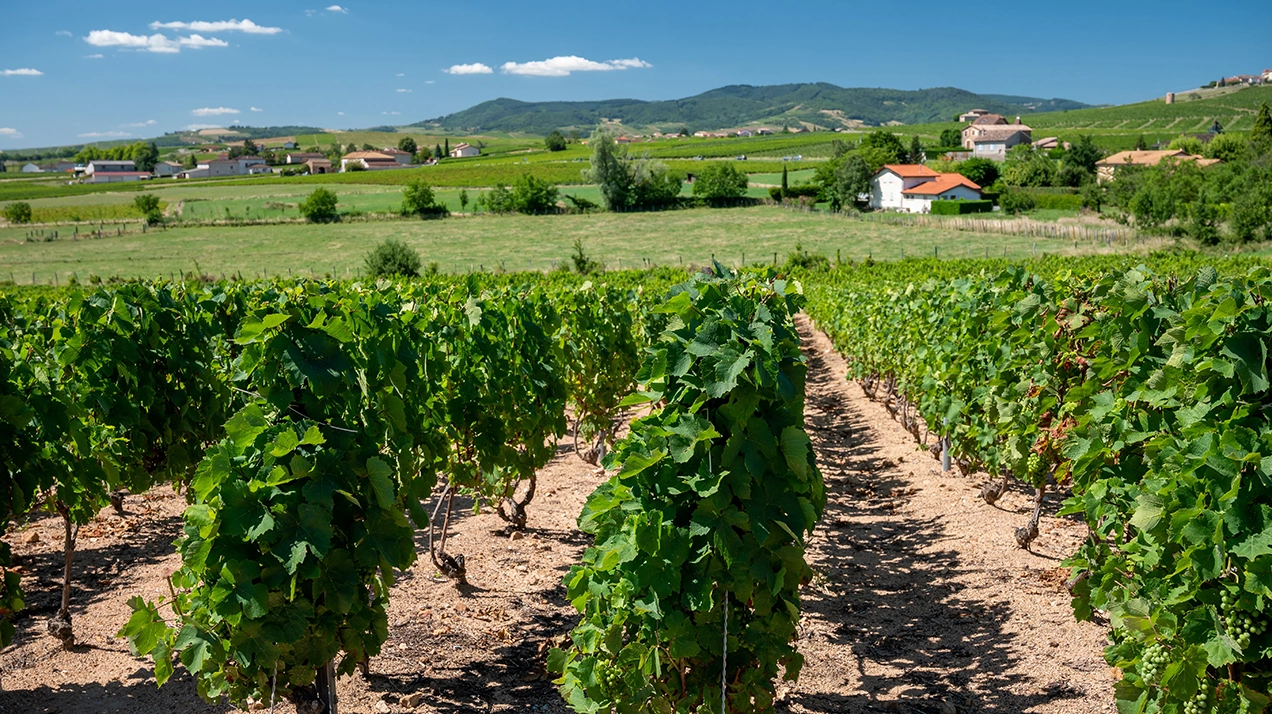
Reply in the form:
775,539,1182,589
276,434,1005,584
930,199,994,215
1028,193,1083,210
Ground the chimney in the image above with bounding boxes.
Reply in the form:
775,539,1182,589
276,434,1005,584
1015,116,1022,124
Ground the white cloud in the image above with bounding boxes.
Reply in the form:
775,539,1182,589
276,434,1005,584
250,107,263,112
396,72,404,77
150,19,283,35
85,54,104,59
500,56,652,77
396,88,411,93
337,111,344,116
79,131,132,138
180,34,229,49
56,30,72,37
2,68,43,76
85,30,180,53
326,5,349,13
380,111,401,115
122,119,157,127
425,80,435,84
0,128,23,138
192,106,240,116
443,63,493,75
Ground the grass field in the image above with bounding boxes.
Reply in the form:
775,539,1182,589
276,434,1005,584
0,204,1167,284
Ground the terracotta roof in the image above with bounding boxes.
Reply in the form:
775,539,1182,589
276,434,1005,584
969,126,1032,142
901,174,982,196
972,113,1007,125
878,164,942,179
380,148,411,155
342,151,394,160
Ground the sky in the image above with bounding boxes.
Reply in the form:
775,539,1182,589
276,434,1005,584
1,0,1270,150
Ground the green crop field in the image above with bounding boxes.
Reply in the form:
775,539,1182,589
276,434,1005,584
0,204,1156,284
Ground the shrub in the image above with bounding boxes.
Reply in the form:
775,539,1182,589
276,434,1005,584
400,180,447,218
298,188,339,223
784,241,831,271
545,131,568,152
570,238,604,275
930,199,994,215
1027,192,1083,210
3,201,33,224
998,189,1037,215
692,162,748,205
364,238,422,278
134,194,163,224
955,158,1000,188
509,173,560,214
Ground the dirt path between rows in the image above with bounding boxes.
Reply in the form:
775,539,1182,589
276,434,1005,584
0,318,1113,714
787,315,1113,714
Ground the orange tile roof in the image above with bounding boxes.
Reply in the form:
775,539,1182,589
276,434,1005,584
901,174,983,196
880,164,942,178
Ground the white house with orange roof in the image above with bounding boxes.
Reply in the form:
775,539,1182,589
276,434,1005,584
869,164,983,213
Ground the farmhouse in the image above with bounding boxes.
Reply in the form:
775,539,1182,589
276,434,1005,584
379,148,414,166
21,163,42,173
869,164,982,213
177,155,267,179
152,161,182,178
962,118,1032,160
1032,137,1070,151
286,152,325,164
970,113,1008,125
958,109,992,123
306,158,332,175
340,151,403,171
449,143,480,158
1095,150,1222,183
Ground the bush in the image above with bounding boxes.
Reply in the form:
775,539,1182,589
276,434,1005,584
545,131,568,152
400,180,447,218
769,184,821,202
509,173,560,214
997,189,1037,215
364,238,422,278
692,162,748,205
299,188,339,223
1026,192,1083,210
134,194,163,224
930,199,994,215
570,238,604,275
784,241,831,271
3,201,33,224
955,158,1000,187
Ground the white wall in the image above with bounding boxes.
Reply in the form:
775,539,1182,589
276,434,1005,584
870,172,906,210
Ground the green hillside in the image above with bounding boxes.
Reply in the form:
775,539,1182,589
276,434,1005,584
1024,85,1272,136
413,83,1089,135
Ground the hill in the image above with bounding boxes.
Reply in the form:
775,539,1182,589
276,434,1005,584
412,83,1090,135
1024,84,1272,135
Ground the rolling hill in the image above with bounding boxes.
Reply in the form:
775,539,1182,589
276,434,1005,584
412,83,1090,135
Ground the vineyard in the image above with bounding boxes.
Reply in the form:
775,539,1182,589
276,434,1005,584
3,252,1272,712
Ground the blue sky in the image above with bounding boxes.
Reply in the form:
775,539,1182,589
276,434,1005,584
1,0,1269,149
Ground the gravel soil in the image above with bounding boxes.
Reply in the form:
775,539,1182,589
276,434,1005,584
0,318,1114,714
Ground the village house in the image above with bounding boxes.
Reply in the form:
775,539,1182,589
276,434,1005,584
449,143,480,158
379,148,414,166
1095,150,1222,183
286,152,325,164
152,161,182,178
306,158,332,175
178,155,268,179
84,159,151,184
21,163,41,173
1031,137,1071,151
868,164,983,213
340,151,402,171
962,118,1032,160
958,109,992,123
756,128,774,135
736,129,754,137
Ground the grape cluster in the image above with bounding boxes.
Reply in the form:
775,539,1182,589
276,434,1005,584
1026,453,1042,478
1220,590,1268,652
594,660,623,696
1182,685,1212,714
1139,642,1169,683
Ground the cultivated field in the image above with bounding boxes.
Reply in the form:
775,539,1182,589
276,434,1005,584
0,205,1157,284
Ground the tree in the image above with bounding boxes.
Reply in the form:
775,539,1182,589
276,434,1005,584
955,158,1000,187
939,128,962,148
364,239,422,278
509,173,560,214
398,136,418,155
133,142,160,172
1002,146,1057,187
298,188,339,223
133,194,162,224
780,165,789,197
1134,135,1149,151
459,189,469,213
444,138,450,156
1065,135,1103,174
628,157,682,208
242,138,259,156
586,130,629,210
2,202,32,224
1252,102,1272,144
860,130,907,164
401,180,447,218
181,153,197,170
692,163,748,205
907,135,923,164
831,154,871,210
433,144,443,160
361,143,375,151
678,127,689,137
545,131,568,152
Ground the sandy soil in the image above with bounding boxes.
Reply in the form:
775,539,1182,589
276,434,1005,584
0,319,1114,714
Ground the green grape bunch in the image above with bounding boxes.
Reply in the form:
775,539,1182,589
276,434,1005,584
1139,642,1170,684
1182,684,1212,714
1220,590,1268,652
